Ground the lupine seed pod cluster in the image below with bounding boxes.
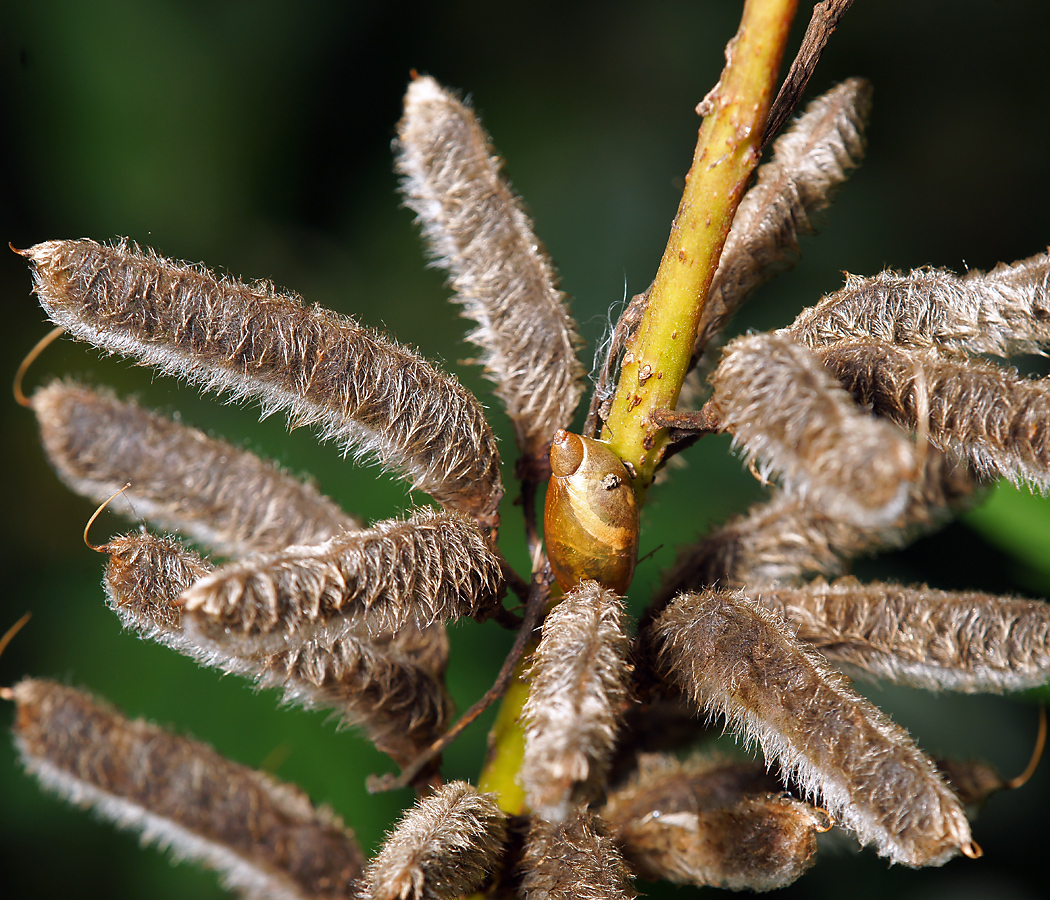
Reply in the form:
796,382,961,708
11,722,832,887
8,18,1050,900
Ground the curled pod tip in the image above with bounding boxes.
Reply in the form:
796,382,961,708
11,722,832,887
544,430,639,594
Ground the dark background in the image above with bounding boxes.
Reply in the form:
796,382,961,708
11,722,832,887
2,2,1050,898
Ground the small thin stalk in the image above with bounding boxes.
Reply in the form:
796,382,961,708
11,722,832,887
602,0,798,496
477,579,560,815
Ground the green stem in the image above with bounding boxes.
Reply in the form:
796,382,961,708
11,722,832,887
602,0,798,498
478,0,799,813
476,652,533,814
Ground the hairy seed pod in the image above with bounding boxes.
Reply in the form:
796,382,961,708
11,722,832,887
11,679,365,900
653,589,975,866
707,332,917,528
22,238,503,527
521,582,632,821
757,578,1050,693
361,781,507,900
693,78,871,361
601,753,827,892
33,379,359,559
790,249,1050,358
101,530,453,765
396,75,586,460
520,809,636,900
648,449,980,606
544,430,639,594
180,507,504,656
819,340,1050,491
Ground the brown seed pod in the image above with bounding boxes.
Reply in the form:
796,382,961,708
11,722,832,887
520,809,637,900
652,589,975,867
521,582,632,821
360,781,507,900
601,753,827,892
21,238,504,527
543,430,639,594
10,679,365,900
395,75,586,461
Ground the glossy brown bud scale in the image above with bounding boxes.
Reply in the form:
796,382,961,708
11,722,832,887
544,430,640,594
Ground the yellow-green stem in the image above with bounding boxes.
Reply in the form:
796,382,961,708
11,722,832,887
478,0,798,814
477,651,533,814
602,0,798,498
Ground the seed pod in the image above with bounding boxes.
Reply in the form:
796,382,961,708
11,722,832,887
601,753,827,892
543,430,639,594
361,781,507,900
22,238,504,527
520,582,632,821
652,589,975,866
520,809,636,900
10,679,365,900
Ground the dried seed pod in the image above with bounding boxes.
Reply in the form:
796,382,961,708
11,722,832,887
360,781,506,900
520,808,636,900
22,238,503,526
544,430,639,594
103,530,214,646
820,340,1050,491
602,754,827,891
180,507,504,656
695,78,871,360
606,752,783,814
254,638,453,767
10,679,365,900
708,332,917,528
652,448,979,599
372,622,451,682
103,530,453,764
653,589,974,866
396,75,585,460
33,379,358,558
520,581,632,821
758,579,1050,693
790,249,1050,357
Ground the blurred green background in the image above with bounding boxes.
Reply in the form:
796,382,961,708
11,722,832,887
2,2,1050,899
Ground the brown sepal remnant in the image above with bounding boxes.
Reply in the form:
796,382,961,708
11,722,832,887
11,679,365,900
361,781,506,900
586,288,650,440
694,79,870,361
180,507,504,655
396,76,585,461
24,238,503,527
820,341,1050,491
520,809,636,900
791,250,1050,358
654,448,978,597
520,582,631,821
104,530,453,765
33,380,359,558
758,578,1050,693
602,754,827,892
653,589,973,866
707,332,916,527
